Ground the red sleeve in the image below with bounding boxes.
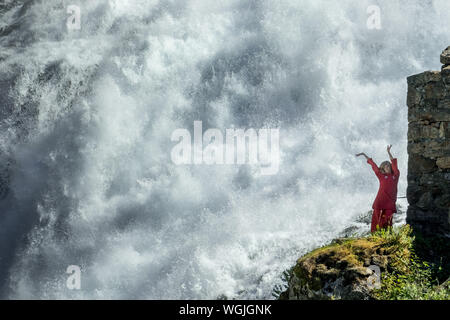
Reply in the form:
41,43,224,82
391,158,399,176
367,158,381,177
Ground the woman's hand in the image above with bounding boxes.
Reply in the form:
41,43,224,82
387,144,393,160
355,152,369,160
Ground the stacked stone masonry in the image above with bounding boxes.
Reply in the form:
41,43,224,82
406,46,450,237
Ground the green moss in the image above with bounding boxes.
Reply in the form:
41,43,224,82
370,225,450,300
292,236,382,279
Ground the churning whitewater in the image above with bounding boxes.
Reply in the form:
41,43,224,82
0,0,449,299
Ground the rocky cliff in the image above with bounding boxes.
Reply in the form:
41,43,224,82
406,46,450,238
278,229,408,300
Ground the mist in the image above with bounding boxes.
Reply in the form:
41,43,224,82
0,0,449,299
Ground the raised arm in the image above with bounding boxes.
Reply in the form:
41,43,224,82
387,144,394,161
387,145,400,176
356,152,380,176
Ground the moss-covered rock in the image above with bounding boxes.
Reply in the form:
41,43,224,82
278,225,449,300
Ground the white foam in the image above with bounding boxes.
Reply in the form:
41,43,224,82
1,0,449,299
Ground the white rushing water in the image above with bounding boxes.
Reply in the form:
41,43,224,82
0,0,449,299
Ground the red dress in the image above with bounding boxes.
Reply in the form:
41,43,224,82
367,158,400,232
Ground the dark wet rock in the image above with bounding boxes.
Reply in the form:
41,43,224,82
440,46,450,65
406,47,450,238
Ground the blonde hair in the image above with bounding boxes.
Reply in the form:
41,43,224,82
379,161,392,173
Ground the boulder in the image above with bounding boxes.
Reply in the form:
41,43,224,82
437,156,450,169
279,228,413,300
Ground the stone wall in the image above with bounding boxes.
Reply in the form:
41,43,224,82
406,46,450,238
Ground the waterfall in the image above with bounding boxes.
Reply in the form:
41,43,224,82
0,0,448,299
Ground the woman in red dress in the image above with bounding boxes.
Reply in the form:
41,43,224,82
356,145,400,232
